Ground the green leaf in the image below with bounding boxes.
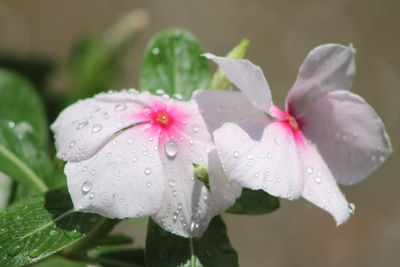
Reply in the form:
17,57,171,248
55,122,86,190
98,233,134,246
0,173,12,210
139,28,211,100
32,256,88,267
0,123,49,192
227,188,279,215
0,187,108,267
145,216,238,267
209,39,249,90
0,69,48,146
95,248,145,267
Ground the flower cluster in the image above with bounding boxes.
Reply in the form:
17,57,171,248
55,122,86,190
52,44,391,237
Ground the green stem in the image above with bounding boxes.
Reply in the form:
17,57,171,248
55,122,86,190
0,144,48,192
190,238,196,267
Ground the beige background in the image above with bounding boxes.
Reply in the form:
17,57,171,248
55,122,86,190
1,0,399,266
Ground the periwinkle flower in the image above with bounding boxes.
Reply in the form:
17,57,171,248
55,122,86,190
51,90,240,237
203,44,391,224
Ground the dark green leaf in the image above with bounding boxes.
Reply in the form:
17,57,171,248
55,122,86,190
95,248,145,267
145,219,190,267
0,69,48,146
98,233,134,246
139,28,211,100
0,187,107,267
145,216,238,267
32,256,88,267
227,188,279,215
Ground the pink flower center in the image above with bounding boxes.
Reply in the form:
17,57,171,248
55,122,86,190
269,105,304,146
133,99,191,145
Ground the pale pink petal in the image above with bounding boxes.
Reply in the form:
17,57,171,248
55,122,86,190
214,121,303,200
193,90,266,133
208,150,242,213
299,141,352,225
51,91,144,162
204,53,273,113
152,149,213,237
286,44,355,116
299,90,392,185
65,127,165,218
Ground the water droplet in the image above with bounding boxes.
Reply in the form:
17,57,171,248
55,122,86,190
81,181,93,194
306,166,313,174
314,176,322,184
8,121,15,128
247,155,253,160
77,121,88,129
145,168,152,175
89,192,95,199
192,125,199,133
152,47,160,55
107,152,112,157
114,103,127,112
168,179,176,187
233,151,240,158
126,137,134,144
146,182,152,188
69,141,76,148
348,203,356,215
92,124,103,133
165,140,178,158
156,89,165,95
28,248,41,258
7,245,23,257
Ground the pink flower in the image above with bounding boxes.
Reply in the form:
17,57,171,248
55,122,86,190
203,44,391,224
51,90,240,237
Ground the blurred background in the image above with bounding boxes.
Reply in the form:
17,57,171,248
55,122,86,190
0,0,399,266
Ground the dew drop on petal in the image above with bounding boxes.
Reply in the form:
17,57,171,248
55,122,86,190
306,166,313,175
81,181,93,194
165,140,178,158
92,124,103,133
126,137,134,144
314,176,322,184
69,141,76,148
77,121,88,129
114,103,127,112
233,151,240,158
145,168,152,175
348,203,356,215
192,125,199,133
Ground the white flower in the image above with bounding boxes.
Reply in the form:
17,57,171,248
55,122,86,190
203,44,391,225
52,90,240,237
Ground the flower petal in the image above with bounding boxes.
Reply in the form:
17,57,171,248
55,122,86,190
51,91,144,162
214,121,303,200
299,141,352,225
204,53,273,113
193,90,267,133
299,90,392,185
286,44,355,116
65,127,165,218
151,150,213,237
208,150,242,213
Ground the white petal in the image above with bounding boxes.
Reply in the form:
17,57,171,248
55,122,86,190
65,127,164,218
214,121,303,200
151,151,213,237
299,90,392,185
204,53,273,113
286,44,355,116
208,150,242,213
51,92,144,162
299,141,352,225
193,90,267,133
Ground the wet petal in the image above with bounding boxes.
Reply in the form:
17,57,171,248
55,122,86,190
65,127,164,218
299,141,352,225
152,150,213,237
51,91,144,162
214,121,303,200
208,150,242,213
193,90,267,133
299,90,391,185
286,44,355,116
204,53,273,113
